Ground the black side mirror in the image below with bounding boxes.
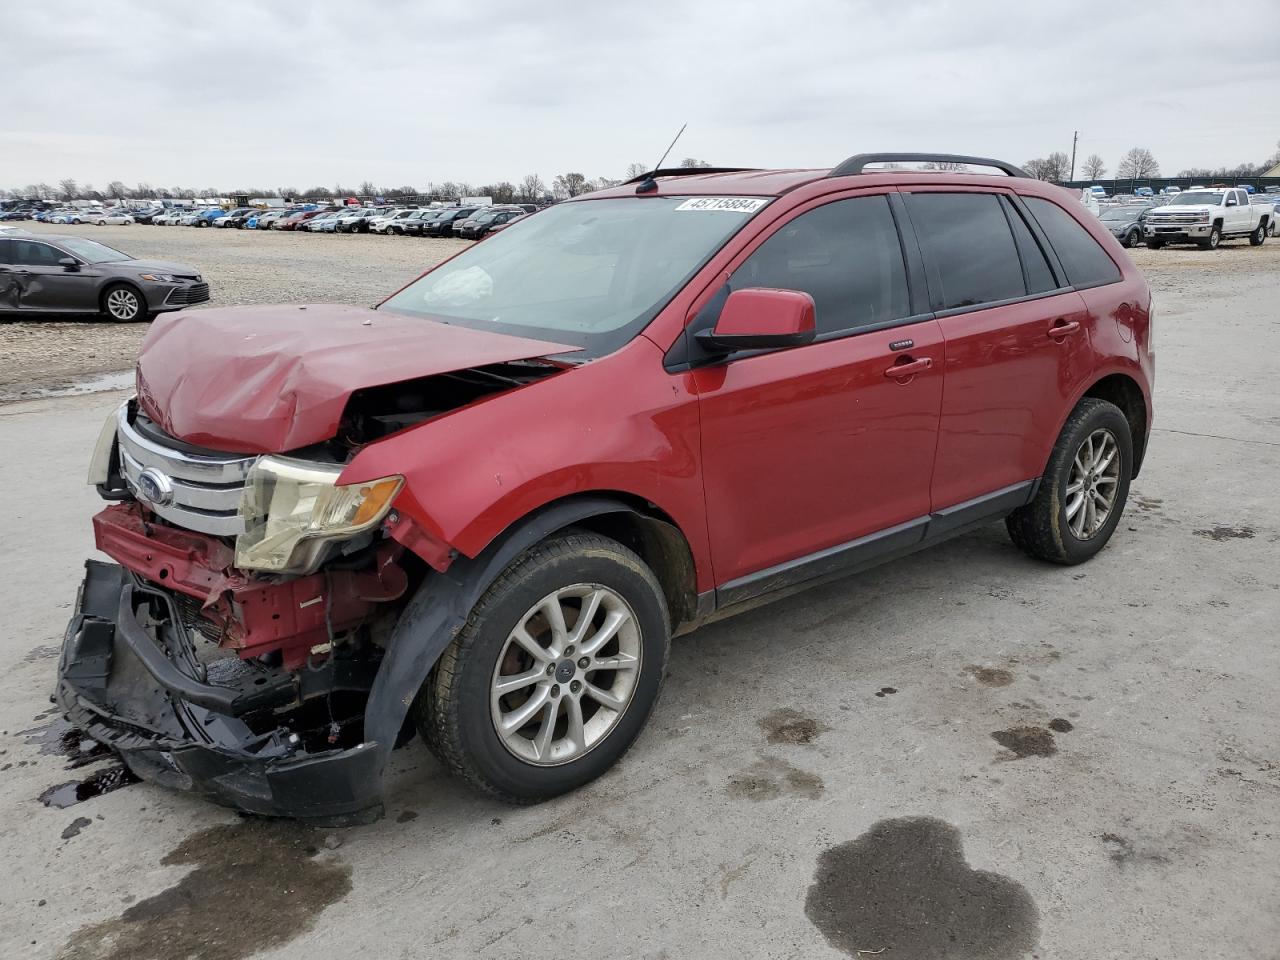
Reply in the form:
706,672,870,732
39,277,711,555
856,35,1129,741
59,257,80,271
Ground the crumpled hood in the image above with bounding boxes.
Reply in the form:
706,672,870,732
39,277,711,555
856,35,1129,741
135,303,578,453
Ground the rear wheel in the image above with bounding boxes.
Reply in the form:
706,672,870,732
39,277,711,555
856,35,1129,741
101,283,148,323
416,531,670,802
1249,222,1266,246
1006,398,1132,565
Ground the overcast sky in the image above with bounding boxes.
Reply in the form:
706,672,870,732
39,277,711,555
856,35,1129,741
5,0,1278,192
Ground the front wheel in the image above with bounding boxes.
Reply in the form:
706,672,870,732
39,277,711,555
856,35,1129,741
1006,397,1132,565
101,284,148,323
1126,229,1142,248
416,531,670,802
1199,225,1221,250
1249,223,1266,246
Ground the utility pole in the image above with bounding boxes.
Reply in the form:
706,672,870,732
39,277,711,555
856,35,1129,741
1070,130,1078,183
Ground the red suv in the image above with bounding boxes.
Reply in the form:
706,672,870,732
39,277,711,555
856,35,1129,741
61,154,1153,822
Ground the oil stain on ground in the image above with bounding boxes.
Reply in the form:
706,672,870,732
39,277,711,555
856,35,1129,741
56,819,352,960
806,817,1038,959
39,764,140,809
991,726,1057,758
727,756,824,802
1194,525,1255,541
21,716,112,769
964,666,1014,687
759,708,831,745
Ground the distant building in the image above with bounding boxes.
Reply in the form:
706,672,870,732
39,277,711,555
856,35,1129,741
1264,161,1280,179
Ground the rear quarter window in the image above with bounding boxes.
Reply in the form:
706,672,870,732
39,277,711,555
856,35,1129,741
1024,196,1122,289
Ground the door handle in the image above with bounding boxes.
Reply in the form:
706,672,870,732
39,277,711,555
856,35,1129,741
1048,319,1080,339
884,357,933,380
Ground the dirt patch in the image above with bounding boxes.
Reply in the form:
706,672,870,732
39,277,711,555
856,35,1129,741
759,708,830,745
806,816,1038,958
991,726,1057,758
1048,718,1074,733
55,819,352,960
965,666,1014,687
874,686,898,698
1194,525,1256,541
727,757,824,802
61,816,93,840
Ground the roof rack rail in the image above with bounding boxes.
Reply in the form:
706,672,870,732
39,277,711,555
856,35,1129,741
828,153,1030,179
624,167,760,185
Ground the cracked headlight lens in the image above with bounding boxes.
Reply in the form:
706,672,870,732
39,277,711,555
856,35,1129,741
235,456,403,575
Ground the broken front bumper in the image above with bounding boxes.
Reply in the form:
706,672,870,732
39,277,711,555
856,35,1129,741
55,560,385,823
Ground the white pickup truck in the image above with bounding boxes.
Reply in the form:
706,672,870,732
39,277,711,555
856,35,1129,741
1143,187,1271,250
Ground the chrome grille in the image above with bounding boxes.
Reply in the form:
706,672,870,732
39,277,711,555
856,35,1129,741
115,404,255,536
1149,212,1202,224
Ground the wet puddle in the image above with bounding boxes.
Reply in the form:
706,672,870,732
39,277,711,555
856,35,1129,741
39,765,141,808
56,819,352,960
806,816,1039,958
9,369,134,401
759,708,831,745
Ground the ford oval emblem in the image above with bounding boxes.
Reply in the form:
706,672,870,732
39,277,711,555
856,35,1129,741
137,467,175,506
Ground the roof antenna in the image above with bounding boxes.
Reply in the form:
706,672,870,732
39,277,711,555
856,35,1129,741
636,123,687,194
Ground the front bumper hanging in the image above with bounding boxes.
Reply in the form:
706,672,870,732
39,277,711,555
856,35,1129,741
55,560,386,823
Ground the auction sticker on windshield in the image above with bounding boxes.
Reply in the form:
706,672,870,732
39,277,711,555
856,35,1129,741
674,197,769,213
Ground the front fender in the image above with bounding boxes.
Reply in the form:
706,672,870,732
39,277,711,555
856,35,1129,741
362,495,644,770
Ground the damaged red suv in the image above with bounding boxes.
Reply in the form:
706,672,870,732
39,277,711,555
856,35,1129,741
59,154,1153,822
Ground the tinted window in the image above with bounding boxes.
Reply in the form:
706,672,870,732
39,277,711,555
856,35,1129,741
11,240,64,266
905,192,1025,310
1024,197,1122,288
1002,199,1058,294
0,238,11,263
729,195,909,334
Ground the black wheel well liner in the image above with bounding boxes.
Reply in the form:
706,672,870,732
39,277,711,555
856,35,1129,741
1082,373,1149,477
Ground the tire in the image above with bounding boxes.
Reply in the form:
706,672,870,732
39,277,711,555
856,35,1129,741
1006,397,1133,565
1199,225,1221,250
101,283,148,323
1249,222,1266,246
415,530,670,803
1125,229,1142,248
1268,220,1276,238
1145,239,1164,249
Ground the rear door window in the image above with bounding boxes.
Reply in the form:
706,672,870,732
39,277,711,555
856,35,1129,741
729,194,911,335
1023,196,1122,289
1001,198,1059,294
904,192,1026,310
0,238,12,263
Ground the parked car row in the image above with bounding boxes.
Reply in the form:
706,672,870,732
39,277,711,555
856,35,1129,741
135,202,537,239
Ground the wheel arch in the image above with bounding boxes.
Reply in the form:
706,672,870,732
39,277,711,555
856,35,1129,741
361,492,696,783
1078,372,1150,477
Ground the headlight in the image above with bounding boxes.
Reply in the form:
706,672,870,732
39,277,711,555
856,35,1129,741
235,456,403,575
140,274,177,282
1196,212,1211,222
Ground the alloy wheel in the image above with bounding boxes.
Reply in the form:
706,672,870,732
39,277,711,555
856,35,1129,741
106,288,140,320
1065,428,1120,540
490,584,642,766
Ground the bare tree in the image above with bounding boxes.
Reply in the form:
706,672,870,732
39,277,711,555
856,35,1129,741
58,178,78,200
106,181,127,200
624,162,648,179
677,157,712,169
922,161,969,171
552,172,589,198
519,173,546,203
358,181,378,197
1082,154,1106,179
1022,158,1051,181
1117,147,1159,179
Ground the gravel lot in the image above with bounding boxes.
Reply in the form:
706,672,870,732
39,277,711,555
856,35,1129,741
0,222,469,400
1,220,1278,959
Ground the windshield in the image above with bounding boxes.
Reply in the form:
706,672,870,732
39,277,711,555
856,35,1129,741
1169,191,1223,205
58,238,131,263
379,196,769,358
1100,208,1138,221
